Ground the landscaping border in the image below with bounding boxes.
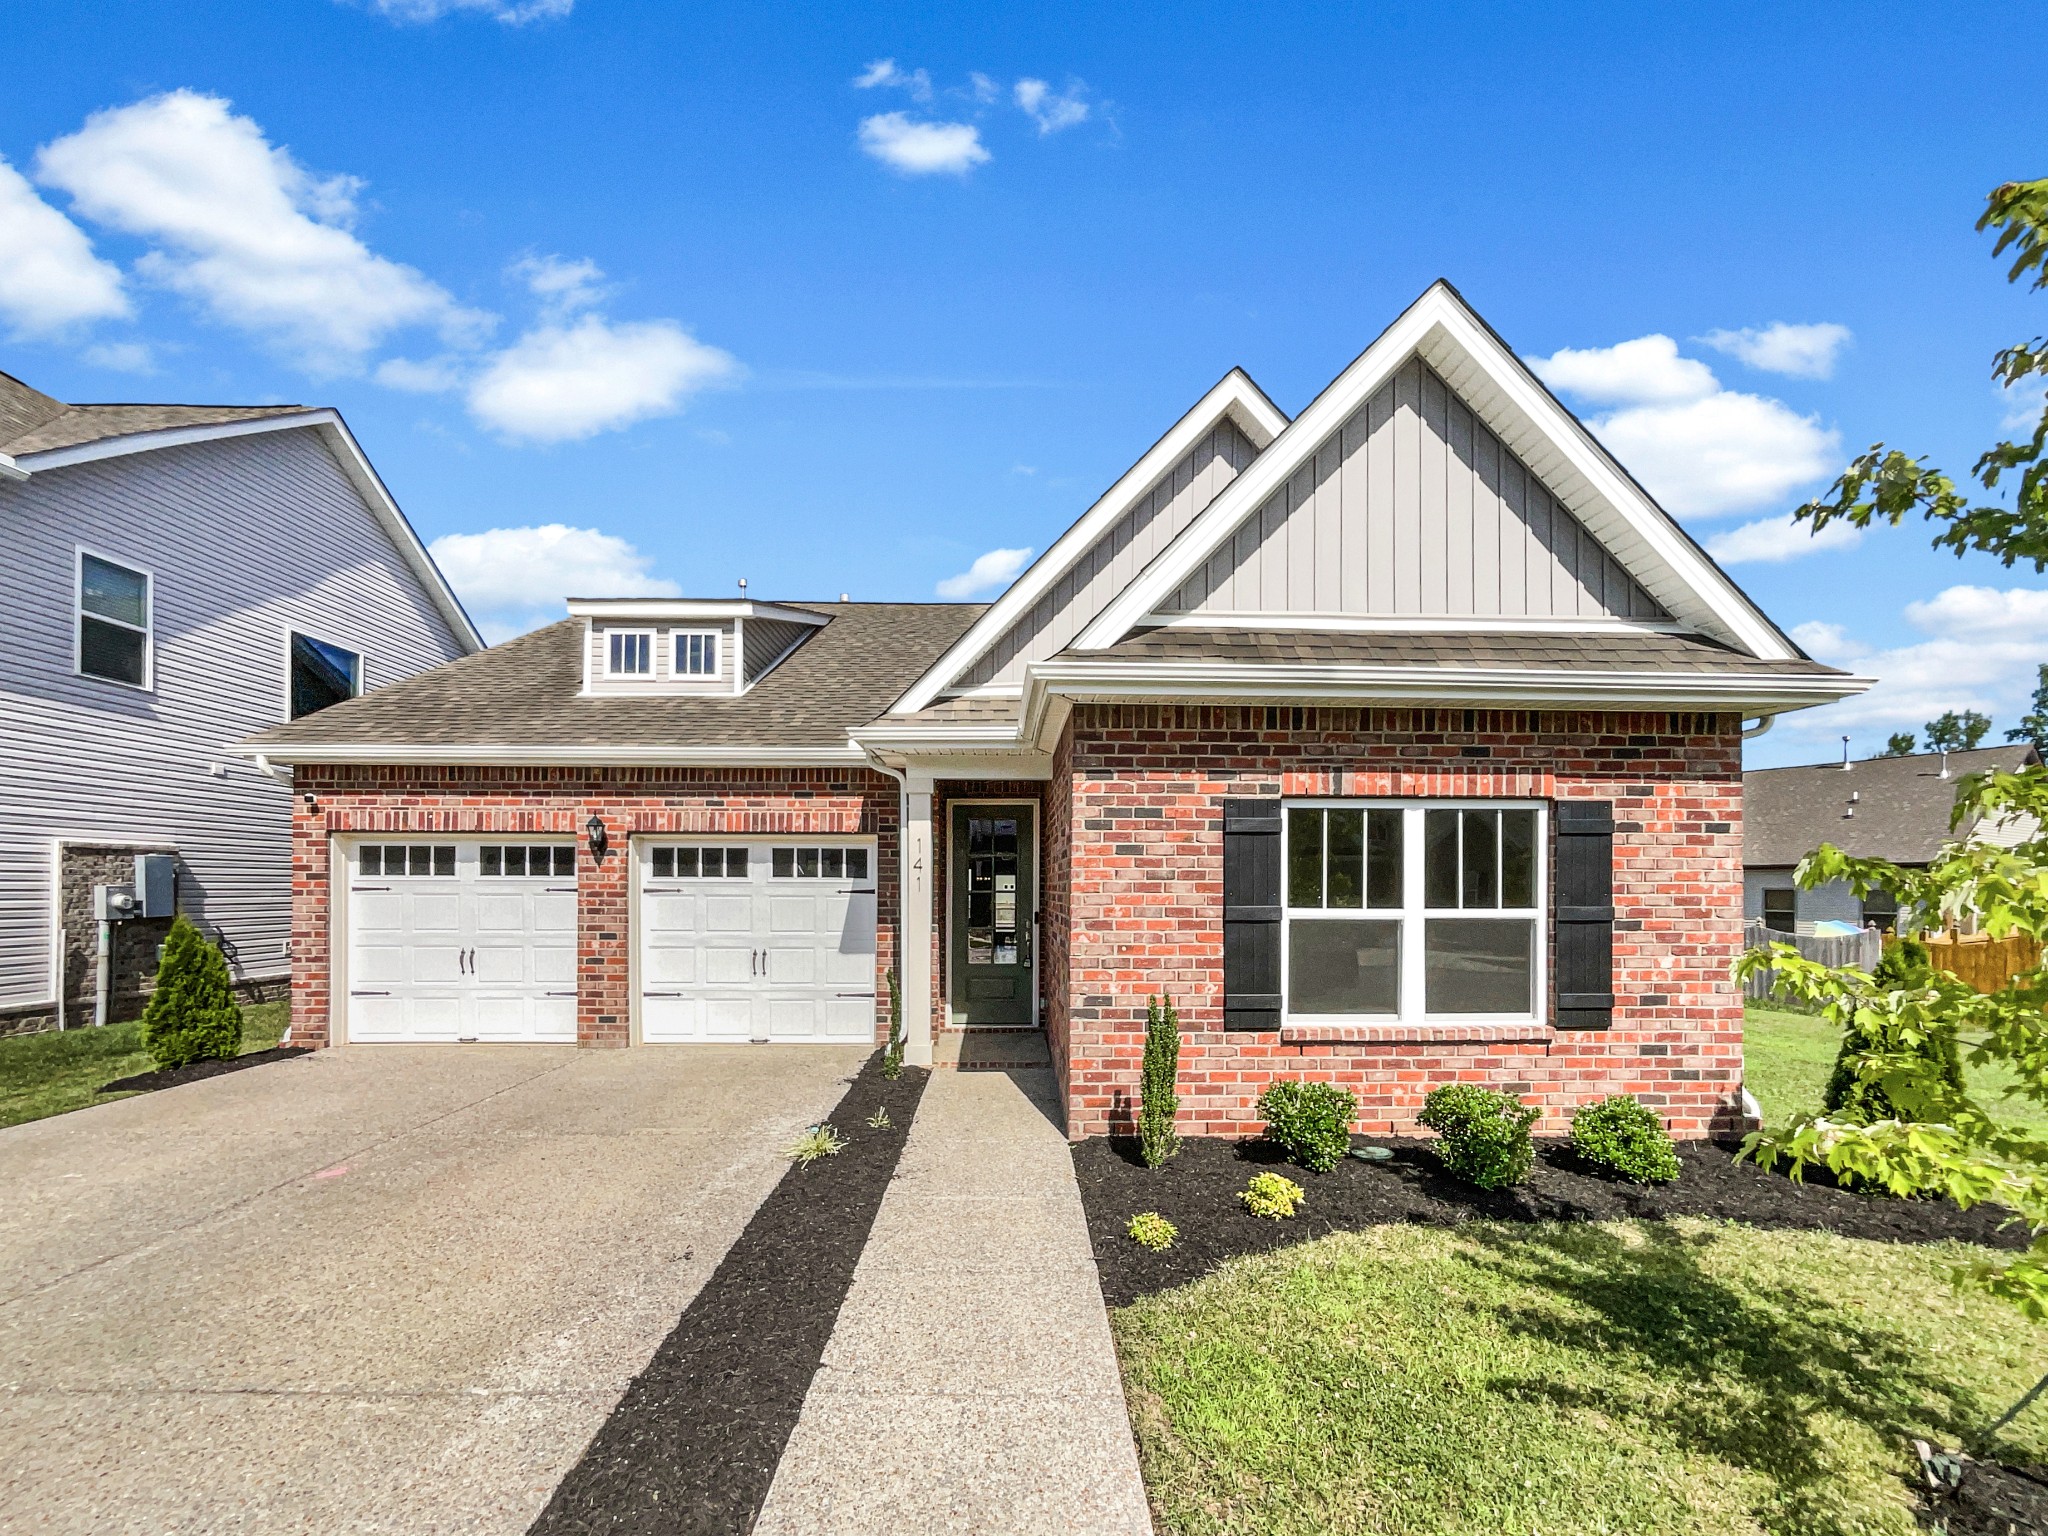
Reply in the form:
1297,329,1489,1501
527,1055,929,1536
99,1046,311,1096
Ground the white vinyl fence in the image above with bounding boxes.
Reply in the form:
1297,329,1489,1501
1741,920,1883,1002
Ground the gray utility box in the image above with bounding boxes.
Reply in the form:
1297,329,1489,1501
134,854,176,918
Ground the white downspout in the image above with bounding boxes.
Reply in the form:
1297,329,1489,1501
859,749,933,1067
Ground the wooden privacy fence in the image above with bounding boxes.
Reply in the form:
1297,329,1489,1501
1741,922,2041,998
1741,921,1882,1001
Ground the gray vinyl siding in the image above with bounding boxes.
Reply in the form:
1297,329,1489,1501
1170,357,1667,621
1744,868,1866,936
963,420,1260,687
584,619,735,694
743,618,814,684
0,429,466,1008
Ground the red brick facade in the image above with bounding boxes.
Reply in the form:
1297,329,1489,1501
287,764,900,1049
1049,704,1747,1141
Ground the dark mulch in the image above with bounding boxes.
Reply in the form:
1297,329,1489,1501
528,1055,929,1536
1076,1135,2029,1308
1933,1458,2048,1534
99,1046,311,1095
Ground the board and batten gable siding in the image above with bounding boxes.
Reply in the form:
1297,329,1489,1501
0,427,467,1012
1168,357,1668,622
961,419,1260,688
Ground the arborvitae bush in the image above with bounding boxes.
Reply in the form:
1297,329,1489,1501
1256,1080,1357,1173
1138,993,1181,1167
1418,1083,1538,1190
140,914,242,1070
1570,1095,1682,1184
1824,935,1964,1121
882,967,905,1079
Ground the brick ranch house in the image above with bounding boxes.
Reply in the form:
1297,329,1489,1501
242,283,1869,1140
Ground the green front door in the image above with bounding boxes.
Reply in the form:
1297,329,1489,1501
948,802,1036,1027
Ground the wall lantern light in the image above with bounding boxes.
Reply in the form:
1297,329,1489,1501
585,813,609,860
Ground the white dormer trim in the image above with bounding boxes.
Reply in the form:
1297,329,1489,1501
889,368,1289,715
1071,282,1799,661
566,598,830,627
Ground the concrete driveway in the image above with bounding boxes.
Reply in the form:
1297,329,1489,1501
0,1043,866,1535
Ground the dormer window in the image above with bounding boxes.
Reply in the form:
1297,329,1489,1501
675,631,719,677
606,631,653,677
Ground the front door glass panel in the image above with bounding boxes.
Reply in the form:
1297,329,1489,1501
966,815,1022,966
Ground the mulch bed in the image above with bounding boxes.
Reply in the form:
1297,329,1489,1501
1932,1457,2048,1535
99,1046,311,1095
528,1055,929,1536
1075,1135,2029,1309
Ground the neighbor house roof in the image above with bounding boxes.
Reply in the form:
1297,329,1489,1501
1744,745,2040,867
242,603,986,762
0,370,304,457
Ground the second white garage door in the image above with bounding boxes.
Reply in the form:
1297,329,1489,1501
638,839,878,1043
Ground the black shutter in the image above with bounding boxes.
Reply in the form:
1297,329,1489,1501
1554,800,1615,1030
1222,798,1282,1031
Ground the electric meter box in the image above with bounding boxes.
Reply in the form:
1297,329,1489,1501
134,854,176,918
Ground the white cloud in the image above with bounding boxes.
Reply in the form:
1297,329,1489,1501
465,313,737,443
82,340,154,373
375,354,464,392
1528,335,1717,406
1529,333,1840,518
1706,512,1862,565
853,58,934,101
363,0,573,22
1790,620,1864,660
858,113,989,176
2003,379,2047,434
0,157,128,337
428,523,679,642
510,253,605,315
969,72,1000,104
1700,322,1852,380
1014,78,1089,134
936,546,1032,599
36,90,486,373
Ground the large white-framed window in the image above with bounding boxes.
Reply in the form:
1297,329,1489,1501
674,629,720,677
76,547,153,689
1282,800,1546,1025
605,629,654,677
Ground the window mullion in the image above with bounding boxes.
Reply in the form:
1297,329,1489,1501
1402,804,1427,1021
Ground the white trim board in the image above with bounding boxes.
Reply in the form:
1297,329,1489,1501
1073,282,1800,661
16,411,485,655
1141,613,1694,636
234,742,871,768
890,368,1289,715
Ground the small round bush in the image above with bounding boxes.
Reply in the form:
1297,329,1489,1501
1417,1083,1538,1190
141,914,243,1070
1239,1171,1306,1220
1256,1079,1357,1173
1569,1095,1681,1184
1126,1212,1177,1251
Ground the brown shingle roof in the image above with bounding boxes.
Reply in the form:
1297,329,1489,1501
1743,745,2040,867
0,368,306,457
244,603,987,753
1073,626,1851,677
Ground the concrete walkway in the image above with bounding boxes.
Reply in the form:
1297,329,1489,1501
755,1068,1154,1536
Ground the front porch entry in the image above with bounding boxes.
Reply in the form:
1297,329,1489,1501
947,800,1036,1027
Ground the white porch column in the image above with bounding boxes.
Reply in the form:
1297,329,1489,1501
901,770,936,1067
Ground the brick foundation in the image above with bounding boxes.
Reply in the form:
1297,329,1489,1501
1054,704,1747,1142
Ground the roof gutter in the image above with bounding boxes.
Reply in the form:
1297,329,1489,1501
0,452,26,483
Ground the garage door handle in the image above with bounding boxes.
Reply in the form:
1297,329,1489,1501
836,991,876,998
351,990,391,997
352,885,390,892
644,991,682,998
544,990,577,997
546,886,576,893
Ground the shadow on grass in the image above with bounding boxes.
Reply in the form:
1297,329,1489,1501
1459,1221,2017,1532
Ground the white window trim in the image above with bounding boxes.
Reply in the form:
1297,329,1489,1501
604,628,657,678
74,544,154,692
284,627,365,721
673,628,721,678
1280,798,1548,1029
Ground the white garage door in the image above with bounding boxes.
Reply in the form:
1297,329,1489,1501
639,839,878,1043
346,841,578,1043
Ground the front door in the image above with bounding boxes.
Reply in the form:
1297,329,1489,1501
948,802,1036,1027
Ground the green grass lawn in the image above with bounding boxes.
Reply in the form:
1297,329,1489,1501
1744,1001,2048,1132
1116,1219,2048,1536
0,999,289,1130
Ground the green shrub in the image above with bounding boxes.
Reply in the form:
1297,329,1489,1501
1126,1211,1177,1251
882,968,905,1079
1824,935,1964,1123
1138,993,1181,1167
140,914,242,1071
1239,1171,1306,1220
1570,1095,1681,1184
1418,1083,1538,1190
865,1107,892,1130
785,1124,845,1166
1256,1079,1357,1173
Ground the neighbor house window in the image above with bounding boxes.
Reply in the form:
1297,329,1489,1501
675,630,719,677
77,551,151,687
1283,802,1543,1022
1761,888,1796,933
289,633,361,718
606,630,653,676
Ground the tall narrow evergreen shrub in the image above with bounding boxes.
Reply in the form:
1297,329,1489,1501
1138,993,1181,1167
140,915,243,1070
1825,935,1964,1121
882,967,905,1079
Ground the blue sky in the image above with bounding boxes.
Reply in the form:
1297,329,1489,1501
1,1,2042,767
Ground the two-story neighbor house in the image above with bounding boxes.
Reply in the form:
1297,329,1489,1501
242,283,1869,1141
0,369,480,1034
